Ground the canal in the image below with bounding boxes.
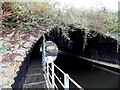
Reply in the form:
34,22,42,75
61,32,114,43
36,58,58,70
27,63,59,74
55,52,120,89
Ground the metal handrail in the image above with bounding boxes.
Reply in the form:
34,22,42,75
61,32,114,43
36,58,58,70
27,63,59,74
44,61,84,90
53,63,83,89
68,75,83,89
47,64,65,88
53,63,66,75
42,35,84,90
54,73,65,88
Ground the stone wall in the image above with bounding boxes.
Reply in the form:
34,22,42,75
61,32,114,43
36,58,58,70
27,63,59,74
0,27,119,89
0,30,45,89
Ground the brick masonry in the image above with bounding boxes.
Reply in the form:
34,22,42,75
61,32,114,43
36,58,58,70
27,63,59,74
0,30,45,89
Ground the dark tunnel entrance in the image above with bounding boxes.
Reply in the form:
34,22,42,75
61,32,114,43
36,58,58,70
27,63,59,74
29,28,120,88
43,28,120,88
45,28,120,65
12,27,120,89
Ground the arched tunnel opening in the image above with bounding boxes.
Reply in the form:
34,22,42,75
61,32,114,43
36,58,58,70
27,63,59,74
44,28,120,88
12,27,120,89
31,27,120,88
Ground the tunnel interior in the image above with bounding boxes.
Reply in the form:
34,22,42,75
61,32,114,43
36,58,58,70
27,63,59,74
12,27,120,88
44,27,119,65
27,27,120,72
43,28,120,88
31,27,119,88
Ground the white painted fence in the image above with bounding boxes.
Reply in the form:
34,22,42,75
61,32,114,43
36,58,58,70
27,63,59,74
42,35,84,90
44,61,84,90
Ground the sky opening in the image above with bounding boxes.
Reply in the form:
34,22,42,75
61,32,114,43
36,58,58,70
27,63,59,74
57,0,119,11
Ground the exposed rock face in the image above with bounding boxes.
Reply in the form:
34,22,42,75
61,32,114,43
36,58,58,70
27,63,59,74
0,30,45,89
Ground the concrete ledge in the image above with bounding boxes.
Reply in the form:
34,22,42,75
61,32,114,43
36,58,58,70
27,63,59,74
84,58,120,69
59,50,120,70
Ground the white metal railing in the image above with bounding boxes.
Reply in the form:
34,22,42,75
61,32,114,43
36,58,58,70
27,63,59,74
42,35,84,90
44,61,84,90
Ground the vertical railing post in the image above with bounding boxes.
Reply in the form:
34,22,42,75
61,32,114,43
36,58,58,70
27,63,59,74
64,74,69,90
42,35,46,71
52,62,55,89
47,61,49,83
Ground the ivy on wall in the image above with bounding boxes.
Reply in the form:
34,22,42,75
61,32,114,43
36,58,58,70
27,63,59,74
1,1,119,52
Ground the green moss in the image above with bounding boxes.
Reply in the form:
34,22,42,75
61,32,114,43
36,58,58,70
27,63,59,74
0,47,9,54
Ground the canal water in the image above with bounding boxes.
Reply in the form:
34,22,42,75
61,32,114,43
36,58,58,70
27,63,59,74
55,53,120,89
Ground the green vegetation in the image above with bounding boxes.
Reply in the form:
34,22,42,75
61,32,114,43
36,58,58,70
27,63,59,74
0,1,119,50
0,47,9,53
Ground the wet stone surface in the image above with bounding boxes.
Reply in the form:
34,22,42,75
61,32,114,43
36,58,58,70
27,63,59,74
23,81,47,89
22,57,47,89
25,74,44,84
27,68,43,75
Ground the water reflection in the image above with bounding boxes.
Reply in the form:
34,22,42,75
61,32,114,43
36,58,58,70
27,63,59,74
55,53,120,88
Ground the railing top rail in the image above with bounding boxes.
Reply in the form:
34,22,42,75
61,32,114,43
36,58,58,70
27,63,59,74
53,62,66,75
68,75,83,89
52,62,83,89
42,36,83,89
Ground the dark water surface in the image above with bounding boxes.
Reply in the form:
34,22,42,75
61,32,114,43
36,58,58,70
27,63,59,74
55,53,120,89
